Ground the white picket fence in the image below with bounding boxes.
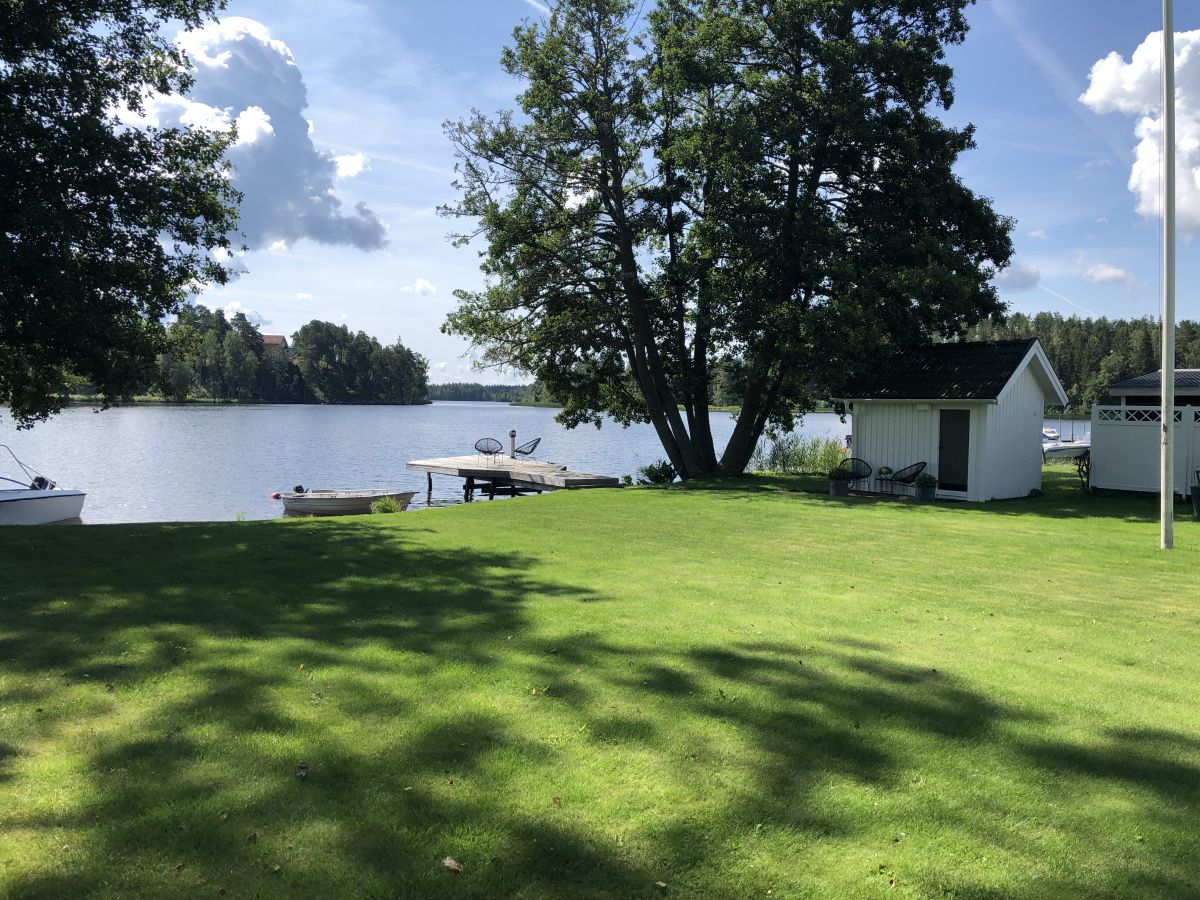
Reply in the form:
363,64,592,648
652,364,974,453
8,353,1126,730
1090,405,1200,496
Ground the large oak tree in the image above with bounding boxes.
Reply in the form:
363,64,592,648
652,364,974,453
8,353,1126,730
1,0,240,426
445,0,1013,477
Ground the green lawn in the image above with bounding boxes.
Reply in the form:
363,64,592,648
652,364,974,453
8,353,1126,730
1,471,1198,898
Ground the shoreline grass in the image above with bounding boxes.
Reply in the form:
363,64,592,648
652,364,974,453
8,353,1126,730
1,471,1198,897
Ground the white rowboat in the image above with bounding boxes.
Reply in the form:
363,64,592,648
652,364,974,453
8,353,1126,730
280,489,416,516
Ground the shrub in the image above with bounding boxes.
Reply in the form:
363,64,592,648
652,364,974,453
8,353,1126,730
827,466,854,481
749,434,847,475
915,472,938,489
638,459,677,484
370,496,402,514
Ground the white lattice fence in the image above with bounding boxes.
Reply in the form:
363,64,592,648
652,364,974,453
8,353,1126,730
1090,405,1199,495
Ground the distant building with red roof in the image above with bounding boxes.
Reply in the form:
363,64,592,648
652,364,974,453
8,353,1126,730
262,334,290,354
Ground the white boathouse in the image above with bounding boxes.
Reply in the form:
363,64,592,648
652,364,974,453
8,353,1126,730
840,339,1069,502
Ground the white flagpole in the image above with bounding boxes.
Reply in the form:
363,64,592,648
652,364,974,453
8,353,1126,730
1161,0,1176,550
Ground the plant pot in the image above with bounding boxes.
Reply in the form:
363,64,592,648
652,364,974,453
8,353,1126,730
915,484,937,502
1191,485,1200,518
829,479,850,497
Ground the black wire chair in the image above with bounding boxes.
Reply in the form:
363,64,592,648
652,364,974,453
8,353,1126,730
514,437,541,459
888,461,927,494
837,457,873,492
474,437,503,464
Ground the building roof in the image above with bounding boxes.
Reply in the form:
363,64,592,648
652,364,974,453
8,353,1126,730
262,334,289,347
843,339,1054,401
1108,369,1200,393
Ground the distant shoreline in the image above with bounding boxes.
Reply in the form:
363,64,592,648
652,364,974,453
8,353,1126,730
66,395,434,408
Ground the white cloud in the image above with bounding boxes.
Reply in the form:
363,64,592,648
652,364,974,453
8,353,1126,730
295,292,313,301
521,0,551,15
138,17,388,251
233,106,274,146
223,300,269,326
334,152,367,178
992,259,1041,293
1083,262,1135,285
1081,29,1200,233
1027,228,1048,240
400,278,436,297
433,361,448,371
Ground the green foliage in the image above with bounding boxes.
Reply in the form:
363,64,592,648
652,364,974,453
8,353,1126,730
151,307,427,405
915,472,939,489
369,496,402,514
443,0,1011,479
425,382,554,403
750,434,847,475
827,465,854,481
962,312,1200,416
291,321,427,405
638,459,677,485
0,0,240,426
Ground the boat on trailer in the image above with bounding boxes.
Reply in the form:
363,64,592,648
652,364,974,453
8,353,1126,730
0,445,86,525
278,487,416,516
1042,433,1090,460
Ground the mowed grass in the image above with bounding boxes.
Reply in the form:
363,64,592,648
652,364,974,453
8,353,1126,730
1,471,1199,898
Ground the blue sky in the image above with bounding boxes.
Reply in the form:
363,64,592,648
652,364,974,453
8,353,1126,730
182,0,1199,382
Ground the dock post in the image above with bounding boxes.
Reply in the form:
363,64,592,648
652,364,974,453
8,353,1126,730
427,472,432,492
464,476,474,502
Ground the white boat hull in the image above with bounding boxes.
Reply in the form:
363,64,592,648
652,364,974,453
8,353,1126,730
281,490,416,516
1043,440,1090,460
0,489,86,525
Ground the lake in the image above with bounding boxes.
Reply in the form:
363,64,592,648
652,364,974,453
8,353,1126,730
0,402,840,523
2,403,1090,524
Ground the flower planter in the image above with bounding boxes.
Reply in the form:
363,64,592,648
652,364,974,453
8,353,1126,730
828,479,850,497
1192,485,1200,518
915,484,937,502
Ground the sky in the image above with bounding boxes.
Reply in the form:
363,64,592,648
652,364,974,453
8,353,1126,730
165,0,1200,383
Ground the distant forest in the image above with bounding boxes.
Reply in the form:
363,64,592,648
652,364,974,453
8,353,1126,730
426,316,1200,419
961,313,1200,416
134,306,428,404
71,310,1196,416
426,382,553,403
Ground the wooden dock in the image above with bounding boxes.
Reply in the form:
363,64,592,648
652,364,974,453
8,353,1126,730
407,455,621,501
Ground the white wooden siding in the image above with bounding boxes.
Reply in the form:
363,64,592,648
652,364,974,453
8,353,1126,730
851,401,990,501
982,366,1046,500
1090,406,1199,496
850,402,935,488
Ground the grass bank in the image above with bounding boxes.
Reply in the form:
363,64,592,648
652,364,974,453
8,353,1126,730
2,472,1198,898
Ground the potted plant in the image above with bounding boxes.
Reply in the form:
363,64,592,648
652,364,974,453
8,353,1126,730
1192,478,1200,518
877,466,893,477
828,466,852,497
914,472,938,502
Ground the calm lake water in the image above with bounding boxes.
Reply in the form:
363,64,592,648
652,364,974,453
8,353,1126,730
1,402,848,523
2,402,1090,524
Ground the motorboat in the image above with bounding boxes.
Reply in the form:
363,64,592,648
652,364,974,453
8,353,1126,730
1042,426,1060,441
0,445,86,525
1042,433,1090,460
276,486,417,516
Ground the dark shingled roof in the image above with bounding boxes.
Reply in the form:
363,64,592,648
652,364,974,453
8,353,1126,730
1109,370,1200,391
844,339,1038,400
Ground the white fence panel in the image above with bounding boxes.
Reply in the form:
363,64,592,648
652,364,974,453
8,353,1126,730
1090,406,1199,496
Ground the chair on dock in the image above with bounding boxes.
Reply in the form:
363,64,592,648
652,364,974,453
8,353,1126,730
514,437,541,459
474,437,503,465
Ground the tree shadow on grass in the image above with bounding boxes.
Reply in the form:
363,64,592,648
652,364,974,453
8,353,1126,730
2,520,1199,897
